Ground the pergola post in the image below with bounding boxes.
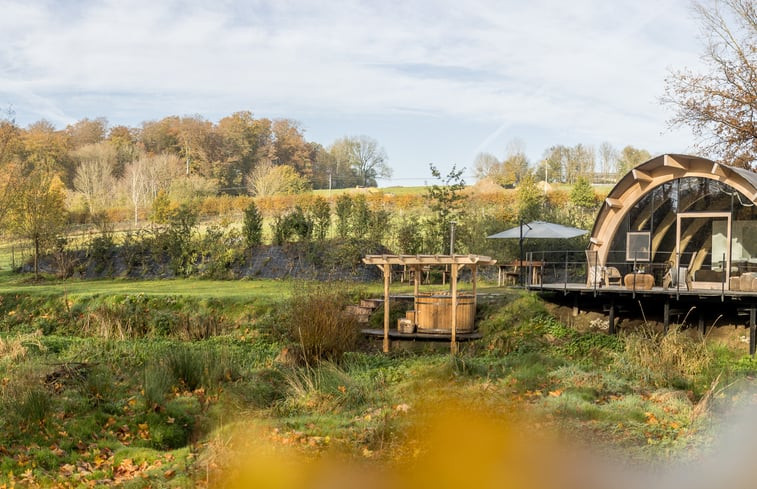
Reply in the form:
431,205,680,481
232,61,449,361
472,264,478,308
382,264,391,353
451,263,458,355
413,264,421,324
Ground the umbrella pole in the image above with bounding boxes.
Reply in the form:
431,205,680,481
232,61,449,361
519,218,524,287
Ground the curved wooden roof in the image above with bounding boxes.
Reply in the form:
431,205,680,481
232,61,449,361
589,154,757,263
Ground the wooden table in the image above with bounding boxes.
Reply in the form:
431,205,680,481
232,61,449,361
498,260,544,286
624,273,654,290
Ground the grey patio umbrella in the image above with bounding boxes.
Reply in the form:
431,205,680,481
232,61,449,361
487,220,588,285
487,221,589,240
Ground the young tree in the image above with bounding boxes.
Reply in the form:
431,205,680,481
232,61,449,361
242,201,263,247
123,156,148,226
10,170,68,278
334,194,353,239
517,173,545,222
308,196,331,241
664,0,757,168
569,176,597,210
425,164,466,253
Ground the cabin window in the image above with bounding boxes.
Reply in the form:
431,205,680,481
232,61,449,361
626,232,650,262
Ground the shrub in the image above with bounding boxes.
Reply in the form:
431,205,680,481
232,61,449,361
285,284,359,364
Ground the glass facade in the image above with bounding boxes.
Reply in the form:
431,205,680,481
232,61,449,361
607,177,757,282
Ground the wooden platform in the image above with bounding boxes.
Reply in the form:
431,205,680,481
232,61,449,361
530,282,757,300
530,282,757,355
360,328,482,342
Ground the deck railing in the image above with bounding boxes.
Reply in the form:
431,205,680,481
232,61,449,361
522,250,732,299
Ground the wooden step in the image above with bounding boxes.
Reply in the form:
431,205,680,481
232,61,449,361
360,299,383,309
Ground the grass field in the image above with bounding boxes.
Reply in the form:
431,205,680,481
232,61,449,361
0,267,754,486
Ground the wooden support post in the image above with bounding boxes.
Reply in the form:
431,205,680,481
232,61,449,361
663,299,670,334
413,265,420,325
750,307,756,357
608,299,615,335
699,313,706,336
382,265,391,354
472,264,478,298
451,264,459,355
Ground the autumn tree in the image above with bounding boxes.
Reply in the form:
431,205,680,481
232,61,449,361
65,117,107,149
308,142,337,189
616,146,651,177
271,119,312,178
22,120,72,179
217,111,272,191
107,125,138,177
664,0,757,168
0,116,25,226
247,162,309,196
9,170,68,278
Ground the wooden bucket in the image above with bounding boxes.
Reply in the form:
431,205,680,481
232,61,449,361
415,293,475,333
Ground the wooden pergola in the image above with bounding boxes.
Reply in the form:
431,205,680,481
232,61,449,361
362,254,497,354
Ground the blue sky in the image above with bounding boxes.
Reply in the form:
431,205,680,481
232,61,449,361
0,0,706,184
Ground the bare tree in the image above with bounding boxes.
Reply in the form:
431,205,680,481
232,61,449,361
144,153,184,201
472,152,501,180
72,142,117,215
123,157,149,226
598,142,619,180
331,136,390,187
664,0,757,168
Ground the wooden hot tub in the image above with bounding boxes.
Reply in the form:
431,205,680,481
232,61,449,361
415,292,475,334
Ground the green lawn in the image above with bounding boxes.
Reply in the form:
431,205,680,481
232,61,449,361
0,269,502,300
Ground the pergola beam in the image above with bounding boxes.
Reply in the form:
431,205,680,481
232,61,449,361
362,254,497,266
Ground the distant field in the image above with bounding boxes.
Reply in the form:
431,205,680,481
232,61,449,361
312,185,428,197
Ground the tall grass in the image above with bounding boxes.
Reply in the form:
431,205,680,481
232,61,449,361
620,326,713,390
285,284,360,364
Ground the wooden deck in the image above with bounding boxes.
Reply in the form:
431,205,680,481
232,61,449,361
530,282,757,300
530,281,757,355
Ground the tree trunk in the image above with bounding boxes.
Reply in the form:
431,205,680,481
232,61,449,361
34,235,39,279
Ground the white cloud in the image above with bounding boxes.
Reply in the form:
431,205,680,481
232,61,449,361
0,0,708,176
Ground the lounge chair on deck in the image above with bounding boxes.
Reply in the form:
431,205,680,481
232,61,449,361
586,250,622,287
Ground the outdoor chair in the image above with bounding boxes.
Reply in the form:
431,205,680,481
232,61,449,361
586,250,602,287
586,250,622,287
662,258,691,291
603,267,622,286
